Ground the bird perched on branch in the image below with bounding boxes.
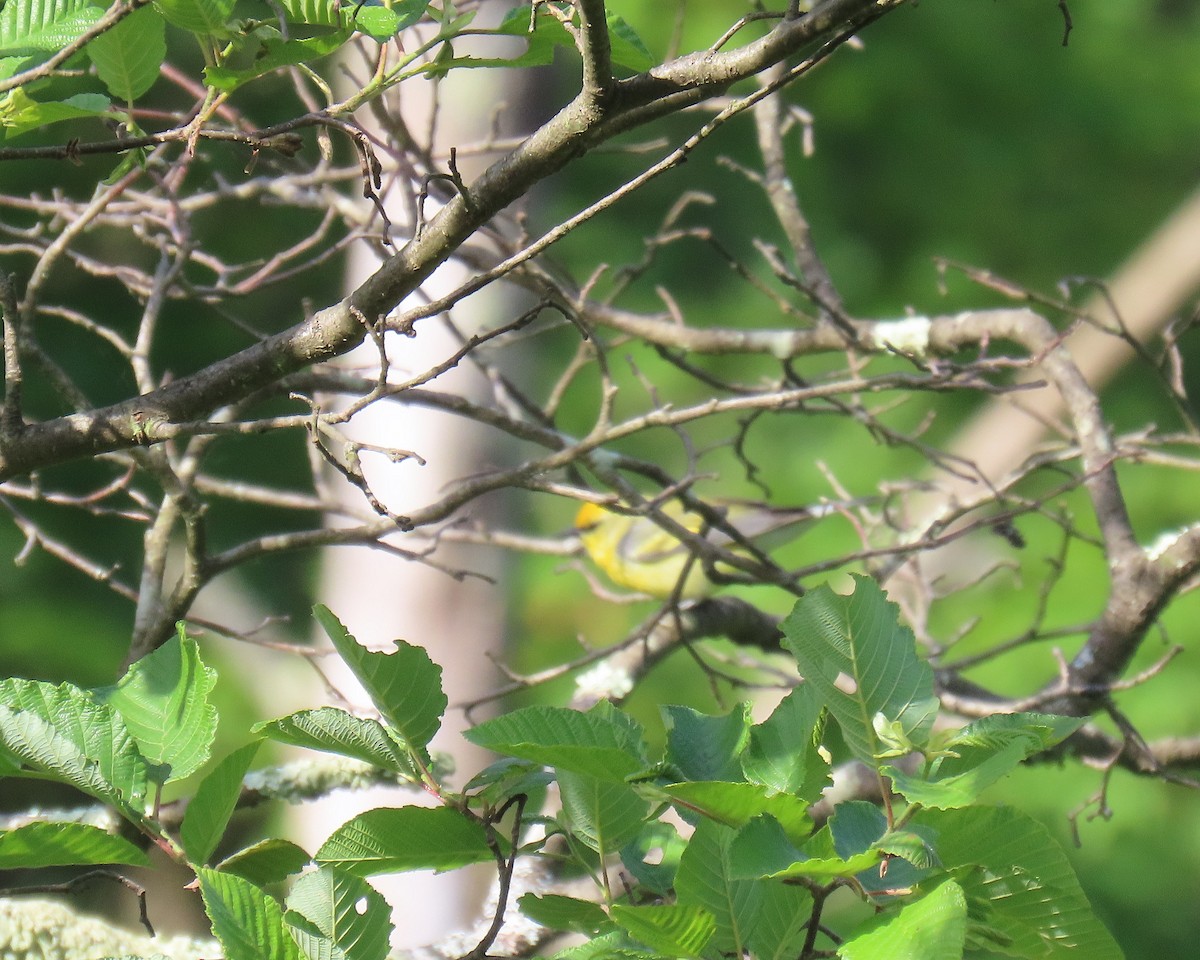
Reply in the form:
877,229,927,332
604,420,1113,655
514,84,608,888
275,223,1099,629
575,498,857,599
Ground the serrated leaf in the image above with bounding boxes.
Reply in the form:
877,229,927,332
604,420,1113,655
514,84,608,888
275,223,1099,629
275,0,343,28
181,740,261,866
465,702,648,782
658,780,811,842
663,703,750,783
154,0,235,35
254,707,417,779
830,801,932,894
272,0,425,40
284,865,392,960
913,806,1122,959
729,815,879,881
605,15,653,72
743,684,827,800
886,740,1029,809
96,626,218,784
0,677,150,817
0,0,101,55
941,712,1084,754
888,713,1086,809
830,800,887,860
462,756,552,810
781,576,935,765
422,3,571,71
0,89,110,138
316,806,492,876
747,883,812,960
611,904,715,960
204,27,349,91
0,821,149,868
313,606,446,750
674,819,761,955
550,930,652,960
518,894,611,936
197,867,304,960
86,5,165,102
620,821,686,896
839,878,967,960
218,838,312,886
876,829,940,874
558,769,649,856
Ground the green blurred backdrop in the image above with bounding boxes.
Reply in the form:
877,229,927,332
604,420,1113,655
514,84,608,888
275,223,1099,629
2,1,1199,955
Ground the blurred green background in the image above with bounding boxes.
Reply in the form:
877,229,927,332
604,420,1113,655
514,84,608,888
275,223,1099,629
3,0,1200,955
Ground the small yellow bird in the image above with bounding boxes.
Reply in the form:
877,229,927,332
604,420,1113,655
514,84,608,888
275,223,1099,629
575,498,851,599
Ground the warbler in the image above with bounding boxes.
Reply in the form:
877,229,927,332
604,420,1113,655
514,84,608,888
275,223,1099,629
575,498,852,599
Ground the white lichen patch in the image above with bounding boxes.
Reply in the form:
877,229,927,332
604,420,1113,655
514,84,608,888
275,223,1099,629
574,661,634,701
0,898,219,960
1146,525,1197,563
868,317,933,356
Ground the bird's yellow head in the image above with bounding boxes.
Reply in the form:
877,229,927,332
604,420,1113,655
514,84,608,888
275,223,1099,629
574,501,607,534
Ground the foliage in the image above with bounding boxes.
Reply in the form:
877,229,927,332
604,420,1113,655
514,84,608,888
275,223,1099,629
1,0,1199,957
0,591,1122,959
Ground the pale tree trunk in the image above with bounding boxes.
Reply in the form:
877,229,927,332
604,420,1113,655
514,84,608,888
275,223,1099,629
292,23,516,947
913,184,1200,570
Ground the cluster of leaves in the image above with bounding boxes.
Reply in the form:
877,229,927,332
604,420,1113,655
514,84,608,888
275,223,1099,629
0,0,652,145
0,578,1123,959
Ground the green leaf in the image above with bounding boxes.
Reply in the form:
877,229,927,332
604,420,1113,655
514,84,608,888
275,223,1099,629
274,0,343,28
658,780,811,842
0,821,149,868
729,816,879,882
462,756,552,811
425,6,653,75
557,769,649,856
423,3,571,71
742,684,827,800
0,0,101,55
153,0,236,35
886,740,1029,809
0,677,150,817
550,931,652,960
913,806,1122,959
746,883,812,960
605,15,653,72
888,713,1087,809
205,29,351,94
217,838,312,886
663,703,750,783
839,878,967,960
181,740,261,866
272,0,426,40
315,806,492,876
610,904,715,960
284,866,393,960
313,605,446,750
0,89,110,139
781,576,936,765
197,867,305,960
86,5,165,102
518,894,611,936
255,707,418,779
830,800,887,860
465,701,648,782
674,820,761,955
96,625,218,784
829,801,931,894
620,821,686,896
